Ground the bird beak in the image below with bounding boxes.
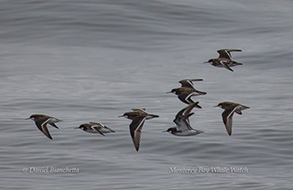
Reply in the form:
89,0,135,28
25,118,31,120
213,105,219,107
74,127,80,129
118,115,125,118
166,91,172,93
203,61,209,64
162,130,168,133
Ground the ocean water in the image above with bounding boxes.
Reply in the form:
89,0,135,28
0,0,293,189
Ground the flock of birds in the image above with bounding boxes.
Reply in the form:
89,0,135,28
26,49,249,151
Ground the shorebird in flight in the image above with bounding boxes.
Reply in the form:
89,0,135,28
76,122,115,136
215,102,249,136
26,114,62,140
204,49,242,72
120,108,159,151
164,102,203,136
168,79,206,104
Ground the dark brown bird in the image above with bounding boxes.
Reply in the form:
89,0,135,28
120,108,159,151
26,114,62,140
204,49,242,72
215,102,249,136
168,79,206,104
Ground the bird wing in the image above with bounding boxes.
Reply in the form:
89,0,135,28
180,112,195,131
217,49,242,59
35,118,53,140
222,106,239,136
173,102,200,123
129,117,146,151
104,126,115,133
219,60,234,72
189,79,204,82
131,108,146,113
48,122,59,129
174,103,198,131
89,122,102,125
90,122,115,133
183,102,200,115
91,125,105,136
173,106,187,126
173,114,187,131
179,79,203,89
217,49,231,59
179,79,194,88
178,92,194,104
47,117,61,129
181,91,204,105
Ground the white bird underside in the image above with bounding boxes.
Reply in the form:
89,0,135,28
172,103,203,136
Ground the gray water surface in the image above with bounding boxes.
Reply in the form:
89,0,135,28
0,0,293,189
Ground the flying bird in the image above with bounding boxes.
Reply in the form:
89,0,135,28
168,79,206,104
204,49,242,72
120,108,159,151
215,102,249,136
164,102,203,136
26,114,62,140
76,122,115,136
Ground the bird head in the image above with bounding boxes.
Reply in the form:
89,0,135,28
26,114,37,121
203,59,214,64
77,124,86,130
168,88,179,95
163,127,177,134
214,102,228,109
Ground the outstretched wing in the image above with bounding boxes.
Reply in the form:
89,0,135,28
91,125,105,136
178,92,194,104
129,117,146,151
179,79,203,89
48,122,59,129
104,126,115,133
219,60,234,72
35,118,53,140
222,106,240,136
180,112,194,131
89,122,103,126
131,108,146,113
217,49,242,59
174,103,200,131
